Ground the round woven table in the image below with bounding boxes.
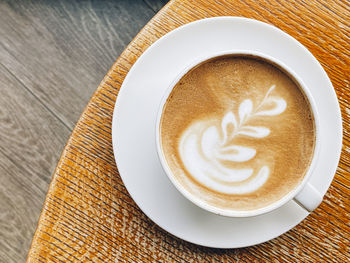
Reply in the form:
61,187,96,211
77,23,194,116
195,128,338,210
27,0,349,262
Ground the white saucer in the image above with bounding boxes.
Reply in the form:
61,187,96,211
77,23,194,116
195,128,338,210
112,17,342,248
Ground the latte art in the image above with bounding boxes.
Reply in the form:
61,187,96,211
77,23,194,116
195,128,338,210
179,85,286,194
160,55,315,211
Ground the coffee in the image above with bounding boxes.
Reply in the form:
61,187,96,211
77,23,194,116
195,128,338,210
159,55,315,211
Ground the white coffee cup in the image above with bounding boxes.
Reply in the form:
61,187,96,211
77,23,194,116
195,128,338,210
156,50,322,217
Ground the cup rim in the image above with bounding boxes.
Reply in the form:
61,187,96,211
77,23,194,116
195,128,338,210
155,49,320,217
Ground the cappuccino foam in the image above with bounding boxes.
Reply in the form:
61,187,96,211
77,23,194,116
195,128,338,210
160,55,315,211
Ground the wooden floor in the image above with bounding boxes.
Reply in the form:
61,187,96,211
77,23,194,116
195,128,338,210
0,1,167,262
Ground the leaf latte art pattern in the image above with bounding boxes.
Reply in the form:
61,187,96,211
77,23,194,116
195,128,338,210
179,86,287,194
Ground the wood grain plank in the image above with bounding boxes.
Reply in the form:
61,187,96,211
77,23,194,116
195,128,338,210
0,157,42,263
0,66,71,185
27,0,350,262
0,0,156,129
0,64,71,262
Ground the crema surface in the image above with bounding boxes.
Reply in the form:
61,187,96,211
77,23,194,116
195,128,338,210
160,55,315,211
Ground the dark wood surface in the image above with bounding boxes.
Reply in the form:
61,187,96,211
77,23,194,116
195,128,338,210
27,0,349,262
144,0,169,13
0,1,167,262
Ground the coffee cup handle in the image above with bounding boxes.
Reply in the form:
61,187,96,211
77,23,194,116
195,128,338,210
293,183,323,212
